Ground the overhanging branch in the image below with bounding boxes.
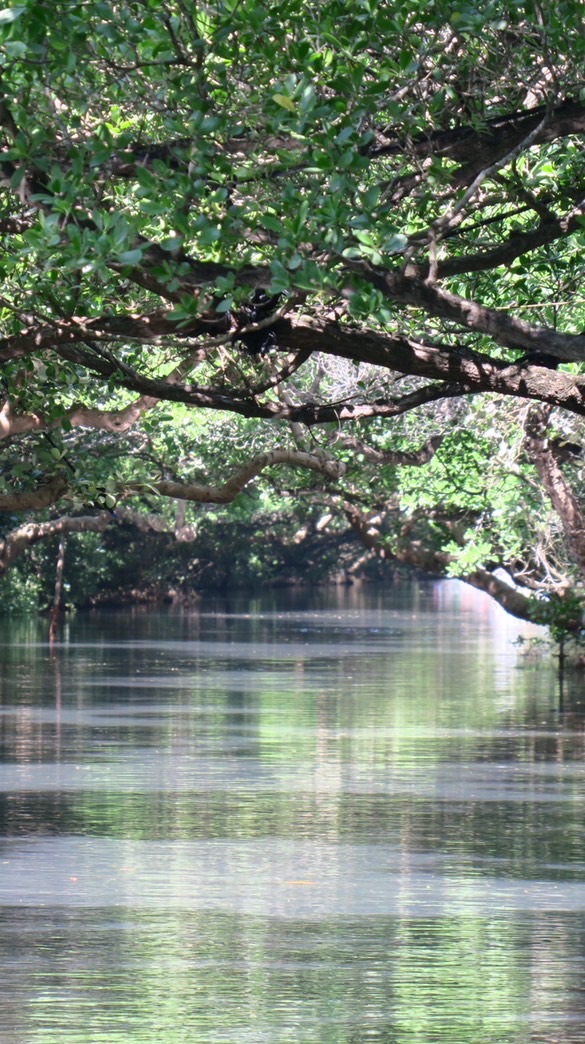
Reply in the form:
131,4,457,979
126,448,346,503
356,266,585,360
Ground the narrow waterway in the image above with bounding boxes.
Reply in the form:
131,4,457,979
1,581,584,1043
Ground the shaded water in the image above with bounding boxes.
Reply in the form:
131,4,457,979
1,582,585,1043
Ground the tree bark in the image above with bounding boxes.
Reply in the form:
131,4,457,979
0,513,111,575
523,406,585,576
49,535,66,643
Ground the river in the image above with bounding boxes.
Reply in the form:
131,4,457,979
1,581,584,1043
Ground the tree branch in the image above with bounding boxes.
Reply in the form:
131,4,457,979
523,405,585,574
127,448,346,504
383,99,585,203
343,500,539,623
407,207,585,281
0,511,111,574
0,476,68,512
358,268,585,360
335,433,444,466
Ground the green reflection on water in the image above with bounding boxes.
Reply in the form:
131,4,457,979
0,589,584,1043
6,910,584,1044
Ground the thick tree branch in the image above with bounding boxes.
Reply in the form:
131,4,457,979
0,310,225,365
127,449,345,503
383,99,585,203
358,268,585,360
0,476,68,512
407,207,585,281
101,99,585,202
463,569,541,622
372,99,585,164
277,317,585,414
0,450,347,534
4,100,585,315
4,310,585,423
0,323,211,439
431,108,551,236
0,395,159,438
0,511,111,574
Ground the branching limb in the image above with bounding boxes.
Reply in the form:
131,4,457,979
0,476,68,512
343,499,540,623
405,205,585,282
356,268,585,361
127,448,346,504
334,433,444,467
523,405,585,574
0,511,111,574
432,109,551,236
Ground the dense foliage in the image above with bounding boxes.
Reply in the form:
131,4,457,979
1,0,585,629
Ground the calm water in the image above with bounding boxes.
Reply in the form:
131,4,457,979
1,581,585,1044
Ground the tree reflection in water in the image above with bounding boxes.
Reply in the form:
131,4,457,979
0,583,584,1043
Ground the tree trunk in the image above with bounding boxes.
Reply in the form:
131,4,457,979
49,535,66,644
523,406,585,576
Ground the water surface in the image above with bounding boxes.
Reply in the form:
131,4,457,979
1,582,584,1043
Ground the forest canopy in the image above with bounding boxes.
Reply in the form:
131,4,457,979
1,0,585,629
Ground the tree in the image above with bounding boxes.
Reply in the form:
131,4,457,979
2,0,585,626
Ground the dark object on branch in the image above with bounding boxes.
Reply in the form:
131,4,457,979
549,437,582,461
516,350,561,369
234,290,282,355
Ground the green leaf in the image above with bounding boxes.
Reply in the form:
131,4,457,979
3,39,26,55
383,233,408,254
261,214,283,233
116,249,143,265
273,94,296,112
160,236,183,253
199,226,221,245
0,6,25,24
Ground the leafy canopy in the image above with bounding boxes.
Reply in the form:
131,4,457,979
2,0,585,628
